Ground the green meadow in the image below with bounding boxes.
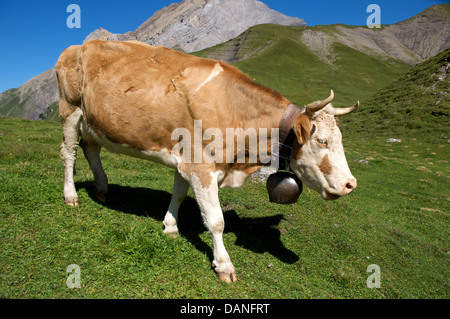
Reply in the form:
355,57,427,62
0,115,448,298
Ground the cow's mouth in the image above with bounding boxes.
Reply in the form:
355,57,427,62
323,190,341,200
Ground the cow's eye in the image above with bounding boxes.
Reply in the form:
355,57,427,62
317,139,328,148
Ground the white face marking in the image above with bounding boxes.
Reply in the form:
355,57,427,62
194,63,224,93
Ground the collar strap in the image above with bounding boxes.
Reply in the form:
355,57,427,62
274,104,305,171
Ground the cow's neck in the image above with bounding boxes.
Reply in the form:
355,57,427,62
234,93,302,168
222,80,304,170
275,104,305,170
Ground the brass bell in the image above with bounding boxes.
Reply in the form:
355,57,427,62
266,171,303,204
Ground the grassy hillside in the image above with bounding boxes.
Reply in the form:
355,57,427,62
0,88,28,118
194,24,411,107
341,48,450,141
0,112,448,298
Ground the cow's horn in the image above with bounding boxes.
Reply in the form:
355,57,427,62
306,90,334,114
334,101,360,116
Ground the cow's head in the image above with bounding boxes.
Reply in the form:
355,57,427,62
290,91,359,200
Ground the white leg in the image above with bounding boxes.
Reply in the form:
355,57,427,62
60,108,83,206
80,139,108,202
163,170,189,238
188,171,237,283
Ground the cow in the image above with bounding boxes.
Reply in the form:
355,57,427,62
56,39,358,283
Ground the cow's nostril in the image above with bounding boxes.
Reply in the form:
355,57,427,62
344,179,357,194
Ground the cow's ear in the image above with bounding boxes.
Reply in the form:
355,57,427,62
292,114,312,145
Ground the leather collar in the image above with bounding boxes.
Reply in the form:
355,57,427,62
274,104,305,171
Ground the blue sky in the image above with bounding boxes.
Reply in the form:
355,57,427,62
0,0,446,92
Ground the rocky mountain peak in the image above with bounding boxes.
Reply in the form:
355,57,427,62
85,0,306,52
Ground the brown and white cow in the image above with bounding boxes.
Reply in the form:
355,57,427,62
56,40,358,283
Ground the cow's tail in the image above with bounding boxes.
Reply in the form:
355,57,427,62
55,45,83,125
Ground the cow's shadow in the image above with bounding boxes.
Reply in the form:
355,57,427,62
76,182,299,264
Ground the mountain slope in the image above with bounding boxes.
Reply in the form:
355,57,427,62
0,68,59,120
328,4,450,65
340,48,450,139
194,24,411,106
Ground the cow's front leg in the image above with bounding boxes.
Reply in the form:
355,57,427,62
183,168,237,283
163,170,189,238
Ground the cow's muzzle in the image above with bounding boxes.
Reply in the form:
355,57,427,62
323,178,357,200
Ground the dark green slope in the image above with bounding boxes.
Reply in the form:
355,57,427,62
341,48,450,140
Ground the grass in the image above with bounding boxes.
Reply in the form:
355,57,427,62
0,115,448,298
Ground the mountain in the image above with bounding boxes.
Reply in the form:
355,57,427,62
85,0,306,53
0,68,59,121
320,4,450,65
197,4,450,66
1,3,449,121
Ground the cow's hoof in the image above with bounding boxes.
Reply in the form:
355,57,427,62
212,261,237,283
217,271,238,283
163,224,179,239
164,231,178,239
65,198,79,206
95,192,107,203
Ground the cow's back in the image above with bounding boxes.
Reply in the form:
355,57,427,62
56,39,288,156
73,40,216,152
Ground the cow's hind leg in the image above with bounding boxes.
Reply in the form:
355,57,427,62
60,108,83,206
80,139,108,202
163,170,189,238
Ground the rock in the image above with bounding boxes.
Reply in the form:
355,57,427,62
386,138,402,143
251,167,277,183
